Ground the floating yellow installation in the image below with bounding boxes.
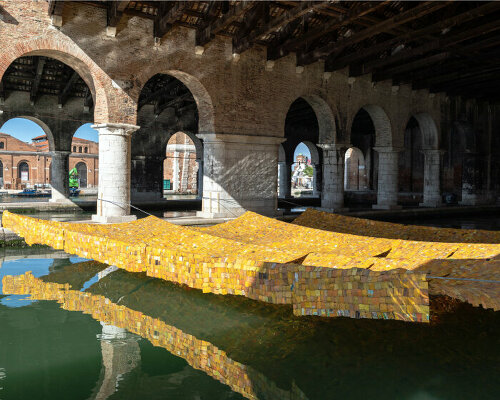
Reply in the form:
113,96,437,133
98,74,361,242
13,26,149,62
3,210,500,322
293,208,500,243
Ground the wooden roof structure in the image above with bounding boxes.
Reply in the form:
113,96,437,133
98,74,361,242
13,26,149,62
4,1,500,107
65,1,500,102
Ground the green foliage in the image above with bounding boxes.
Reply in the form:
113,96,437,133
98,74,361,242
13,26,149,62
304,165,314,177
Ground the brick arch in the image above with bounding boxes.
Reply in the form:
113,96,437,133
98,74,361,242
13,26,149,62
411,113,439,150
166,130,204,161
134,70,215,135
0,35,112,124
283,94,338,145
1,116,56,151
349,105,393,147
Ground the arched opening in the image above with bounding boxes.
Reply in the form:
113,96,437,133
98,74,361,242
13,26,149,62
344,147,367,191
75,162,88,188
347,108,377,206
71,123,99,190
0,118,49,191
18,161,29,183
282,98,322,202
132,74,202,202
164,132,200,197
398,117,424,204
291,141,320,198
1,54,95,201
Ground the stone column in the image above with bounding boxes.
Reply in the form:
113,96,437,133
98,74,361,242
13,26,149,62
49,151,71,203
92,123,140,223
131,155,164,201
460,152,481,205
313,163,321,197
373,147,402,210
196,133,284,218
277,162,289,198
420,149,442,207
196,158,203,199
318,144,348,211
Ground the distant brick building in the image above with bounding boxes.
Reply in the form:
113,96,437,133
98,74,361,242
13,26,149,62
163,132,199,194
0,133,98,189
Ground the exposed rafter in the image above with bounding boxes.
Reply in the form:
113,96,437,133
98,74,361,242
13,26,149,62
30,57,46,104
58,71,79,106
299,1,449,65
324,1,500,72
106,1,129,36
47,0,64,27
154,1,188,41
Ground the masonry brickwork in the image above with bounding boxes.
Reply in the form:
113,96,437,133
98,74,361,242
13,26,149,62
0,132,98,189
0,1,498,219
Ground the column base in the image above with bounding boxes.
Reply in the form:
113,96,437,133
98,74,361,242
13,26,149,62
316,207,349,213
91,214,137,224
372,204,402,210
49,197,74,205
419,201,442,208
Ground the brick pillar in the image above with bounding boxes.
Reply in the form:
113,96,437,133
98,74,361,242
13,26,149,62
420,149,442,207
92,123,140,223
373,147,402,210
318,144,347,211
460,151,481,205
49,151,71,203
196,133,284,218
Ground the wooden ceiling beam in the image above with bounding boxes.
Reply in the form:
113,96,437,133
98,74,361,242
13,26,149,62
30,57,46,104
48,0,64,27
233,1,329,55
107,1,129,35
197,0,254,44
154,1,188,41
299,1,450,66
139,79,186,110
267,1,388,61
58,71,79,106
195,1,223,47
430,70,500,93
351,17,500,77
325,1,500,72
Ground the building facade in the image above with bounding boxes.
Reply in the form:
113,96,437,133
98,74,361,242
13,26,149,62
0,133,98,189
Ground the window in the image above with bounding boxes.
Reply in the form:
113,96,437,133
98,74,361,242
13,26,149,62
0,142,4,149
84,147,88,153
78,146,82,153
18,162,29,181
73,146,76,152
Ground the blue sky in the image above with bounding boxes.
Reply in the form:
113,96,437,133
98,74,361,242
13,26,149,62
0,118,98,143
294,142,310,162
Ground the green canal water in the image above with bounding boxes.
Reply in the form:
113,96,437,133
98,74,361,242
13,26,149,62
0,246,499,400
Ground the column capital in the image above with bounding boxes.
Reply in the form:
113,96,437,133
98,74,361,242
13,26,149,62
317,143,351,151
50,150,71,157
92,123,140,136
421,148,445,155
197,133,285,145
373,146,404,153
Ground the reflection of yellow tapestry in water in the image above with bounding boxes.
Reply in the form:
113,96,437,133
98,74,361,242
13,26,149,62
2,210,499,321
2,272,308,400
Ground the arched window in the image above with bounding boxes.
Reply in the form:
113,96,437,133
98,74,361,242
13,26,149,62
0,142,4,149
75,162,87,188
84,147,88,153
78,146,82,153
18,162,29,181
73,146,76,152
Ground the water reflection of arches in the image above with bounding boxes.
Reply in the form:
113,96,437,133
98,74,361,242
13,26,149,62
76,162,88,188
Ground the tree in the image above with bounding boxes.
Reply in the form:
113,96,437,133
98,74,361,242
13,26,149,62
304,165,314,177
